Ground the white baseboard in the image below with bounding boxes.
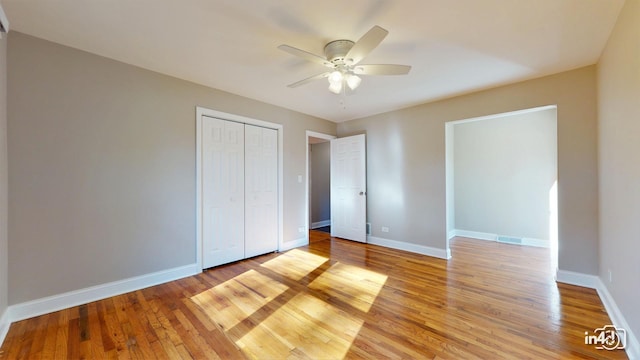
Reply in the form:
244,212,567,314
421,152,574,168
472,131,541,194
556,270,638,359
8,263,200,323
0,308,10,347
521,237,550,248
453,229,549,248
447,229,456,240
555,269,599,289
454,229,495,241
311,220,331,229
367,236,451,260
595,278,639,360
280,237,308,251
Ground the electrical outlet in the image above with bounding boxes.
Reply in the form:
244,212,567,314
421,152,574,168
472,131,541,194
381,226,389,233
608,269,613,283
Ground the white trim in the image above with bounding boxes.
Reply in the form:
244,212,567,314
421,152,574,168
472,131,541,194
280,237,308,252
555,269,599,289
0,308,10,346
595,279,640,359
448,105,557,125
447,229,456,240
367,236,451,260
454,229,496,241
307,130,336,140
305,130,336,246
196,108,204,271
311,220,331,229
196,107,284,270
521,237,549,248
8,263,199,323
452,229,549,248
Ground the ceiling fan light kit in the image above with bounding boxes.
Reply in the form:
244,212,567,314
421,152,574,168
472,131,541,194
346,74,362,90
327,70,362,94
278,25,411,95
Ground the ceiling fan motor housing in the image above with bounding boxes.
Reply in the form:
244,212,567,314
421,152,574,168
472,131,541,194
324,40,355,66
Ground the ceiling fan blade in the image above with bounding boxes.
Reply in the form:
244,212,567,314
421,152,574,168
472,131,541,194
278,45,333,68
287,72,330,88
353,64,411,75
345,25,389,65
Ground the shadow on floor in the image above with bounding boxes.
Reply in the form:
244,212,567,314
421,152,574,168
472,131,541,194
313,226,330,233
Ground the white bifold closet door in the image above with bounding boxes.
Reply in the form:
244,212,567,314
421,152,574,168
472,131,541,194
202,116,278,269
244,125,278,258
202,118,245,268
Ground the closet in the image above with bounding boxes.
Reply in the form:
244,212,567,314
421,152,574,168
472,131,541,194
201,116,278,268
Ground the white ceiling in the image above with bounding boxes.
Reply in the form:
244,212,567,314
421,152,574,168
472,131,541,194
2,0,625,122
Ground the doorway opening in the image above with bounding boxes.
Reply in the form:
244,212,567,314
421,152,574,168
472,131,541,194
445,105,558,272
306,131,336,243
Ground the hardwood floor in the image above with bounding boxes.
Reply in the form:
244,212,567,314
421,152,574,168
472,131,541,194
0,232,627,359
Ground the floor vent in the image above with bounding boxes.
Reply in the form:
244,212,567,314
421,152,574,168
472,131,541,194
497,236,523,245
366,223,371,235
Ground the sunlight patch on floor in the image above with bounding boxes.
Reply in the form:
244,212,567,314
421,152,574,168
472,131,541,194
237,292,364,360
190,269,289,330
309,262,388,312
191,250,388,359
260,248,328,280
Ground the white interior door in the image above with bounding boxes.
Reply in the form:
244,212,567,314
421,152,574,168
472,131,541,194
244,125,278,257
202,117,245,268
331,134,367,242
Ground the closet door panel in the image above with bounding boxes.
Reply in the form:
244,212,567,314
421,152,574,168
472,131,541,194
245,125,278,258
202,117,245,268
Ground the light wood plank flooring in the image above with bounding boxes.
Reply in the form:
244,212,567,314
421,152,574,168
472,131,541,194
0,231,627,359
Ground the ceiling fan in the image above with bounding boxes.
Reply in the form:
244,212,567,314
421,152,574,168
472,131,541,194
278,25,411,94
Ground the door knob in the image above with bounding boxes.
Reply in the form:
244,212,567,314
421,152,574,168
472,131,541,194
359,191,366,195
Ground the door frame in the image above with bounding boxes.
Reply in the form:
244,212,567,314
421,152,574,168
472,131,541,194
305,131,336,244
196,106,283,272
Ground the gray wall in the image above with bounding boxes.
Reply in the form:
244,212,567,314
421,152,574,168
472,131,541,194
339,65,598,275
597,0,640,344
7,32,336,304
0,32,8,321
310,142,330,224
454,109,557,240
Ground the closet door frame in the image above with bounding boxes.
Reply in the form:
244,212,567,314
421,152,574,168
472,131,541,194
196,106,283,272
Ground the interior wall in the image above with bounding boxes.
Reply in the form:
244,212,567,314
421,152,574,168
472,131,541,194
597,0,640,345
7,32,336,304
454,108,557,241
0,31,9,322
338,65,598,275
445,124,455,241
310,142,330,225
